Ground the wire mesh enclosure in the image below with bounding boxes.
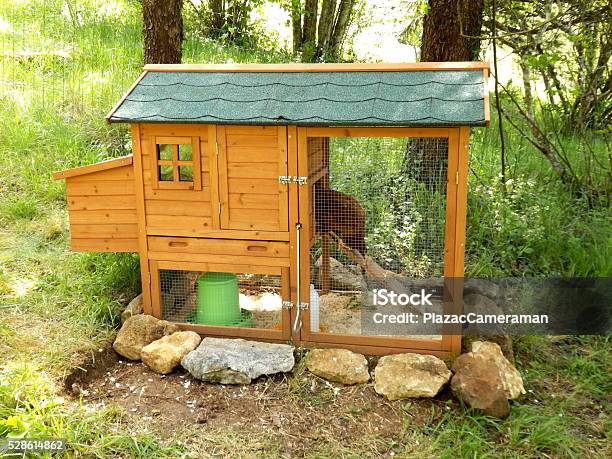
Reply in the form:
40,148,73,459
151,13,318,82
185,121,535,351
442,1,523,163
307,136,449,338
159,269,284,331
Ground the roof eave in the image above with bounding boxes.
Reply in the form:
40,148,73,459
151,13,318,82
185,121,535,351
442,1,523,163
105,71,148,123
142,62,491,73
53,155,134,180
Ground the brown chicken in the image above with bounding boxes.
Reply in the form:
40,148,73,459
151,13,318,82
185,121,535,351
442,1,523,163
314,183,367,255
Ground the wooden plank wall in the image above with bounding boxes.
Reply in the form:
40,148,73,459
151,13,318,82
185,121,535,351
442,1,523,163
222,125,287,231
65,165,138,252
139,125,212,236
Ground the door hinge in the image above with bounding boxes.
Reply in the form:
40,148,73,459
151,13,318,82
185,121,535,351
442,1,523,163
279,175,292,185
455,171,459,185
299,302,309,310
282,301,293,309
218,202,221,215
215,141,219,156
293,176,308,185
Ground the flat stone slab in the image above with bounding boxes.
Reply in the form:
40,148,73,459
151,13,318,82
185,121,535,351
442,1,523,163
181,338,295,384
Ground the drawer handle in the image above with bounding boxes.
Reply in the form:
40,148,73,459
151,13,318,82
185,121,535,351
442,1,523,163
169,241,188,248
247,245,267,252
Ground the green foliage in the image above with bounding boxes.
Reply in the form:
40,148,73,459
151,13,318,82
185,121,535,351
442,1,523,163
467,112,611,276
403,335,611,458
0,195,39,220
184,0,275,50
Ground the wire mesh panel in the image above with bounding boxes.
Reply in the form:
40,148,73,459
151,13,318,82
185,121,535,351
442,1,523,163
159,269,284,331
308,136,449,338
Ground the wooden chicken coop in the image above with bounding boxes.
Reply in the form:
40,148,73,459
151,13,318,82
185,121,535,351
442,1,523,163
54,63,490,357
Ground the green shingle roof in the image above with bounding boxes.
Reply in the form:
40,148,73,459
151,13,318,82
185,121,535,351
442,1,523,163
108,68,487,126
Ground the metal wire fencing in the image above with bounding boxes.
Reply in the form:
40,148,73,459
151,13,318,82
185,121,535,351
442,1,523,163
160,269,283,330
308,136,448,336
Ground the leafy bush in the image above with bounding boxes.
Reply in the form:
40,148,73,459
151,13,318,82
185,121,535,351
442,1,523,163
466,175,611,276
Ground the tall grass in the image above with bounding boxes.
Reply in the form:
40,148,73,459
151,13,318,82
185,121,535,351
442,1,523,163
467,114,611,276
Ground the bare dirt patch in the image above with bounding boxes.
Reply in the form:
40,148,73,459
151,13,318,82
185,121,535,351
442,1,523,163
63,343,445,456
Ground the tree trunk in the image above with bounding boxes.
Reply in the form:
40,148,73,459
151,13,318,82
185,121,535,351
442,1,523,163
291,0,303,55
520,56,535,121
142,0,183,64
329,0,354,59
317,0,337,58
302,0,319,62
209,0,224,37
401,0,485,189
292,0,357,62
420,0,484,61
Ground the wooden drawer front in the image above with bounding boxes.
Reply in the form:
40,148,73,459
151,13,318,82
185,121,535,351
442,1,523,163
147,236,290,266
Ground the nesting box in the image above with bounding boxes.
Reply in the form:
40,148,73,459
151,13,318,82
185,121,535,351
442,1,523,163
54,63,490,357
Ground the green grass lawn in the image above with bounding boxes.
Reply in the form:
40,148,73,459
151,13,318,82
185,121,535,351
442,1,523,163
1,0,610,457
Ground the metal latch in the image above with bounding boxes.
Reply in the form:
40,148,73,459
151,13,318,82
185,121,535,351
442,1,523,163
298,302,309,310
293,176,308,185
279,175,292,185
282,301,293,309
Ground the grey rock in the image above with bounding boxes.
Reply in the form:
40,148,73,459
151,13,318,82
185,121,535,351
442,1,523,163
181,338,295,384
463,293,507,337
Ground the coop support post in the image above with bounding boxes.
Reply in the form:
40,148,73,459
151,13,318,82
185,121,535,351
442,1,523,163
131,124,154,316
451,127,471,356
296,127,313,340
288,125,302,341
293,223,304,334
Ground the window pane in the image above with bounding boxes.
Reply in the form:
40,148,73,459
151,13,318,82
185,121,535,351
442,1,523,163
157,144,173,161
159,165,173,181
179,166,193,182
179,144,192,161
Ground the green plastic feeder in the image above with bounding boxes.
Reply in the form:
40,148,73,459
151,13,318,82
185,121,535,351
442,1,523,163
196,272,252,326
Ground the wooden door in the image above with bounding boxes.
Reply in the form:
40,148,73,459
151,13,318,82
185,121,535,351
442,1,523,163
217,125,289,232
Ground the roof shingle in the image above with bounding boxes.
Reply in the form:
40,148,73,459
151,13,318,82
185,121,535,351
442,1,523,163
108,69,487,126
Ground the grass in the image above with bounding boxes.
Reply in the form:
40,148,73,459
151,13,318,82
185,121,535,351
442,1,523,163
0,0,610,457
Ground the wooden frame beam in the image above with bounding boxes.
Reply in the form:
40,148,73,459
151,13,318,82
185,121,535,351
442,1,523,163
144,62,490,73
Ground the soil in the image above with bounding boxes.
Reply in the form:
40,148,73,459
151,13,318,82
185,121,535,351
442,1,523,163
64,342,452,455
318,292,362,334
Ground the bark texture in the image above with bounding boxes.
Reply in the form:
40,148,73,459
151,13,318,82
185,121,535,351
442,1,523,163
420,0,484,61
402,0,485,188
142,0,183,65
